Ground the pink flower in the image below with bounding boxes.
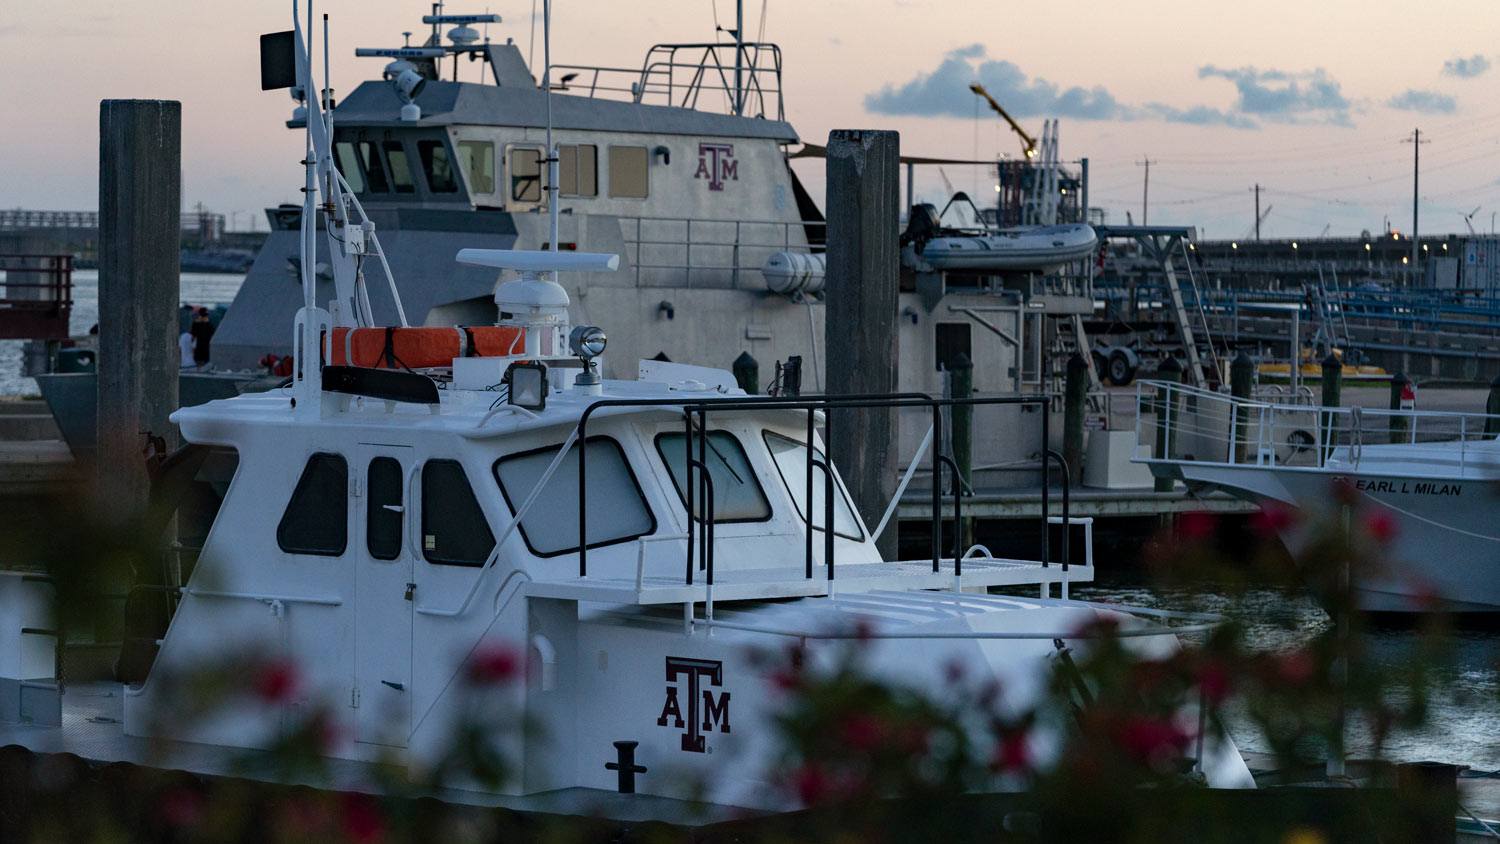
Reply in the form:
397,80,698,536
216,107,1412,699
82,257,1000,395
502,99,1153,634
1273,650,1316,685
793,763,831,806
1364,510,1398,545
943,659,966,686
990,730,1030,774
253,659,299,704
1117,716,1190,763
839,713,886,751
1177,511,1217,541
1249,503,1298,539
466,644,522,685
852,618,875,644
158,788,203,828
1196,659,1233,705
341,794,386,843
1331,477,1360,506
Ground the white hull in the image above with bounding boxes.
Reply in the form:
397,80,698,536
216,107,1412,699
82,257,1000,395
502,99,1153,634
919,224,1097,271
1160,460,1500,612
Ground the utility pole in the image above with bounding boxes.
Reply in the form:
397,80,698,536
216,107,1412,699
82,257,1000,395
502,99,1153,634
1254,183,1262,241
1402,128,1429,283
1136,156,1153,225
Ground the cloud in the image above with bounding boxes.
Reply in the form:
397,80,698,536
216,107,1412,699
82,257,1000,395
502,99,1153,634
1196,65,1351,125
1443,54,1491,78
864,45,1125,120
864,45,1256,128
1386,88,1457,114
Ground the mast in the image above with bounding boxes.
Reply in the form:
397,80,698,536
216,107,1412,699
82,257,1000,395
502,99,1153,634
544,0,559,261
733,0,744,116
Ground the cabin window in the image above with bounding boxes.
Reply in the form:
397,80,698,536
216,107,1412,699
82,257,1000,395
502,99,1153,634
418,140,458,193
509,146,544,204
559,144,598,197
421,460,496,566
335,142,366,194
358,141,390,193
655,431,771,523
762,432,865,541
383,141,416,193
608,145,649,199
366,457,404,560
277,452,349,556
457,140,495,194
493,437,655,557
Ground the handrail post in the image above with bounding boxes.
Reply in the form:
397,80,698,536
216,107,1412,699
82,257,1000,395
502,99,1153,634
824,404,835,583
931,401,943,573
1046,450,1071,572
936,455,962,577
699,408,710,574
1041,396,1050,568
684,409,695,586
578,414,589,577
805,408,815,579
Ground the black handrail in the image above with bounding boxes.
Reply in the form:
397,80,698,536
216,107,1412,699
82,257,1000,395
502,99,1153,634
1045,450,1071,572
573,392,1061,589
935,454,962,576
686,457,716,586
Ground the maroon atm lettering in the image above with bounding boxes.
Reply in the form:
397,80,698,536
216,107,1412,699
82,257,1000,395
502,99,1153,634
657,656,731,752
694,143,738,191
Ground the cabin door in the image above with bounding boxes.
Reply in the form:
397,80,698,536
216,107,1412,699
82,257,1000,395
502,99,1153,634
354,445,414,747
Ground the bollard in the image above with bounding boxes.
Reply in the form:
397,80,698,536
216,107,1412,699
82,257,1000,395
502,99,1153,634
1486,374,1500,435
1320,352,1342,464
1394,761,1458,842
1153,356,1183,492
1230,352,1254,463
949,352,974,550
731,351,759,394
1389,371,1410,444
1063,353,1088,485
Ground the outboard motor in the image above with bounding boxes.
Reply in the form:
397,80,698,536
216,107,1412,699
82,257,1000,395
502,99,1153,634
902,203,942,250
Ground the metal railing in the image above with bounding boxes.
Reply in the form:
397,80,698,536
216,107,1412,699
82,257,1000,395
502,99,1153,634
0,254,73,340
1136,379,1500,477
575,392,1073,589
552,41,785,120
618,215,823,289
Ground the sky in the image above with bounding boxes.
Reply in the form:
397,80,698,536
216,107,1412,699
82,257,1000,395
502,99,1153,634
2,0,1499,240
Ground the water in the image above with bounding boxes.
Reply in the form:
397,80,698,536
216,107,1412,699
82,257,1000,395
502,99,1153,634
0,270,245,395
1077,576,1500,771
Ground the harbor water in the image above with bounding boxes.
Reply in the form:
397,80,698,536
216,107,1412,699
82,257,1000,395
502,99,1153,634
0,270,245,395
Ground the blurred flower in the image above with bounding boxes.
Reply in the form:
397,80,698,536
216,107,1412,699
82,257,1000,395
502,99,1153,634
1272,649,1316,685
793,763,831,806
1331,477,1360,507
341,793,386,843
1177,511,1217,541
1363,510,1397,545
943,659,966,686
1116,716,1190,764
839,713,886,751
990,730,1030,774
253,659,299,704
1249,502,1298,539
1196,658,1232,705
157,787,203,829
466,644,522,685
852,617,875,644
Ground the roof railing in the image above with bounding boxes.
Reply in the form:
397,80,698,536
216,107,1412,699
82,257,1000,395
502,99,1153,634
550,41,784,120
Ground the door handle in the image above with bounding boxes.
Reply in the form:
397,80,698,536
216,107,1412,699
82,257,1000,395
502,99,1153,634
382,504,405,513
381,680,404,691
404,582,416,601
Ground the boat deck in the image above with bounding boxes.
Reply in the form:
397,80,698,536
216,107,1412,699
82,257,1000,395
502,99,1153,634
525,557,1094,604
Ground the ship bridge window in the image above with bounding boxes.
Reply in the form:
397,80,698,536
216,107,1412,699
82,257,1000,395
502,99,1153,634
335,142,366,194
457,140,495,195
421,460,496,566
493,437,656,558
655,431,771,523
559,144,598,197
608,145,649,199
358,141,390,193
277,452,349,556
418,140,458,193
509,146,543,204
383,140,416,193
366,457,403,560
762,432,865,541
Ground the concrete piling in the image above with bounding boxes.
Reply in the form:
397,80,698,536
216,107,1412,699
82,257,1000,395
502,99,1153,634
1063,353,1087,485
1230,352,1254,463
825,129,900,561
1320,352,1342,464
1153,356,1182,492
96,100,181,521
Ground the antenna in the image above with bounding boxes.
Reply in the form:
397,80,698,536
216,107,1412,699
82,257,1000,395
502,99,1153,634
543,0,559,261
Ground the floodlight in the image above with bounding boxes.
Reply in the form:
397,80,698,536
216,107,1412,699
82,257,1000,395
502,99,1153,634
506,361,548,410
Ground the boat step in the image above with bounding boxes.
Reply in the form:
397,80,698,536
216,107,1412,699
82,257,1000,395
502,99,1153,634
1,678,61,727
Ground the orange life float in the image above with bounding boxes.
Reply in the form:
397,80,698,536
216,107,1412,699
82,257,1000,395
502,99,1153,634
325,326,525,369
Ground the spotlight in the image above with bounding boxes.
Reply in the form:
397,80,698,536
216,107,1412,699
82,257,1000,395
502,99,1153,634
505,361,548,410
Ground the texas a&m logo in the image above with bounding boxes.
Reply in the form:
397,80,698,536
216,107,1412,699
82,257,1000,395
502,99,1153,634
694,143,738,191
657,656,731,752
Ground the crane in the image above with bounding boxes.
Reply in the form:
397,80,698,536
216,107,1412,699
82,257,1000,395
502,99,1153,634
1243,204,1273,240
1463,205,1481,235
969,83,1037,159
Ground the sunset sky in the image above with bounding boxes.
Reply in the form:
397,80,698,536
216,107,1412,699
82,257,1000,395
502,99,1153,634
3,0,1498,240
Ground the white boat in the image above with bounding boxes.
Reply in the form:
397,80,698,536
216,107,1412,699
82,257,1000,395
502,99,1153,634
918,223,1098,272
0,5,1254,815
1135,379,1500,612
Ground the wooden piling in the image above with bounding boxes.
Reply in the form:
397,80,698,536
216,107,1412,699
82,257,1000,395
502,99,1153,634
1389,371,1410,444
1485,374,1500,435
1320,352,1342,464
1062,353,1087,485
825,129,900,561
96,100,181,521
